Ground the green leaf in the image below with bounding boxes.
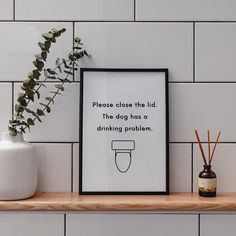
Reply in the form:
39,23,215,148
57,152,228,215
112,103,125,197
27,118,34,126
46,106,51,113
60,28,66,33
15,104,24,113
45,97,54,104
8,127,17,136
38,42,46,50
47,68,57,75
28,72,34,79
44,41,51,50
33,59,44,71
51,37,56,43
31,111,37,117
18,98,27,107
25,89,34,102
33,70,41,79
74,37,81,43
55,84,64,91
41,51,47,61
37,109,45,116
42,32,54,40
25,107,33,113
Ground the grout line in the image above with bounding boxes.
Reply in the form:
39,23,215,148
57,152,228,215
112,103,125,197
3,80,236,84
3,81,80,84
71,143,74,192
191,142,194,192
13,0,15,21
0,20,234,23
30,141,79,144
72,22,75,82
134,0,136,22
198,214,201,236
11,82,14,116
193,22,196,82
64,214,66,236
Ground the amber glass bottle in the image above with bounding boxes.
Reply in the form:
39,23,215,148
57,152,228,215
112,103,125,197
198,165,216,197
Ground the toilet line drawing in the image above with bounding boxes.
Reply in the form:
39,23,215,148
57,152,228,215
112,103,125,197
111,140,135,173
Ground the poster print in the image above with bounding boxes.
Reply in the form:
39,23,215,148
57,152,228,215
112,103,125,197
79,68,169,195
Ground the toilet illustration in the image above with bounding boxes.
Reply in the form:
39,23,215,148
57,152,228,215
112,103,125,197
111,140,135,173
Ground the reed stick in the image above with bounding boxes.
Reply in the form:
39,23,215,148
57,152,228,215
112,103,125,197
209,131,221,165
207,130,211,165
195,130,208,166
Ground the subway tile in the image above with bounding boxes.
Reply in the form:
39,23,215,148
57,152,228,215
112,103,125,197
67,214,198,236
0,213,63,236
15,0,133,21
0,83,12,135
136,0,236,21
201,215,236,236
73,143,79,192
196,23,236,82
14,83,79,142
193,144,236,192
75,23,193,82
170,144,192,192
35,143,71,192
0,0,13,20
0,22,73,82
170,83,236,142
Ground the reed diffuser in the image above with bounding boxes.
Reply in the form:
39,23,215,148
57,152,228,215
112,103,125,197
195,130,221,197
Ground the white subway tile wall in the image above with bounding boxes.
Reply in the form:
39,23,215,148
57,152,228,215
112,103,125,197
67,214,198,236
0,0,234,194
0,23,73,82
0,213,64,236
15,0,134,21
136,0,236,21
74,23,193,82
0,0,13,20
0,0,235,235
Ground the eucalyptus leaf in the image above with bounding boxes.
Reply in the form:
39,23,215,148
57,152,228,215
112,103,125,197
55,84,64,91
45,97,54,104
41,51,47,61
27,118,34,126
37,109,45,116
46,106,51,113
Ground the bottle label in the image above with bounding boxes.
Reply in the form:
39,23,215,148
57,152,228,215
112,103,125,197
198,178,217,192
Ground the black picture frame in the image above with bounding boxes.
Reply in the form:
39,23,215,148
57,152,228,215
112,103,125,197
79,68,169,195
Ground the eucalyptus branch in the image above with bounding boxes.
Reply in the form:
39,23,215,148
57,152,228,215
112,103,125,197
8,28,89,136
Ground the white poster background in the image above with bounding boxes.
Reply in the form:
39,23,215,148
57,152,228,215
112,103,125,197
82,71,167,192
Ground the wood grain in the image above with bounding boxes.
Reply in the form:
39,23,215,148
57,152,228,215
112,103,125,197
0,192,236,212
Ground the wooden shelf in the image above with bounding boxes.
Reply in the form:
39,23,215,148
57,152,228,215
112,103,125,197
1,192,236,212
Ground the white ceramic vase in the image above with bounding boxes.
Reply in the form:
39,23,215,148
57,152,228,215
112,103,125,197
0,132,37,200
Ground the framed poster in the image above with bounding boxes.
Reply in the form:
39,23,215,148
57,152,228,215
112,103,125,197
79,68,169,195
